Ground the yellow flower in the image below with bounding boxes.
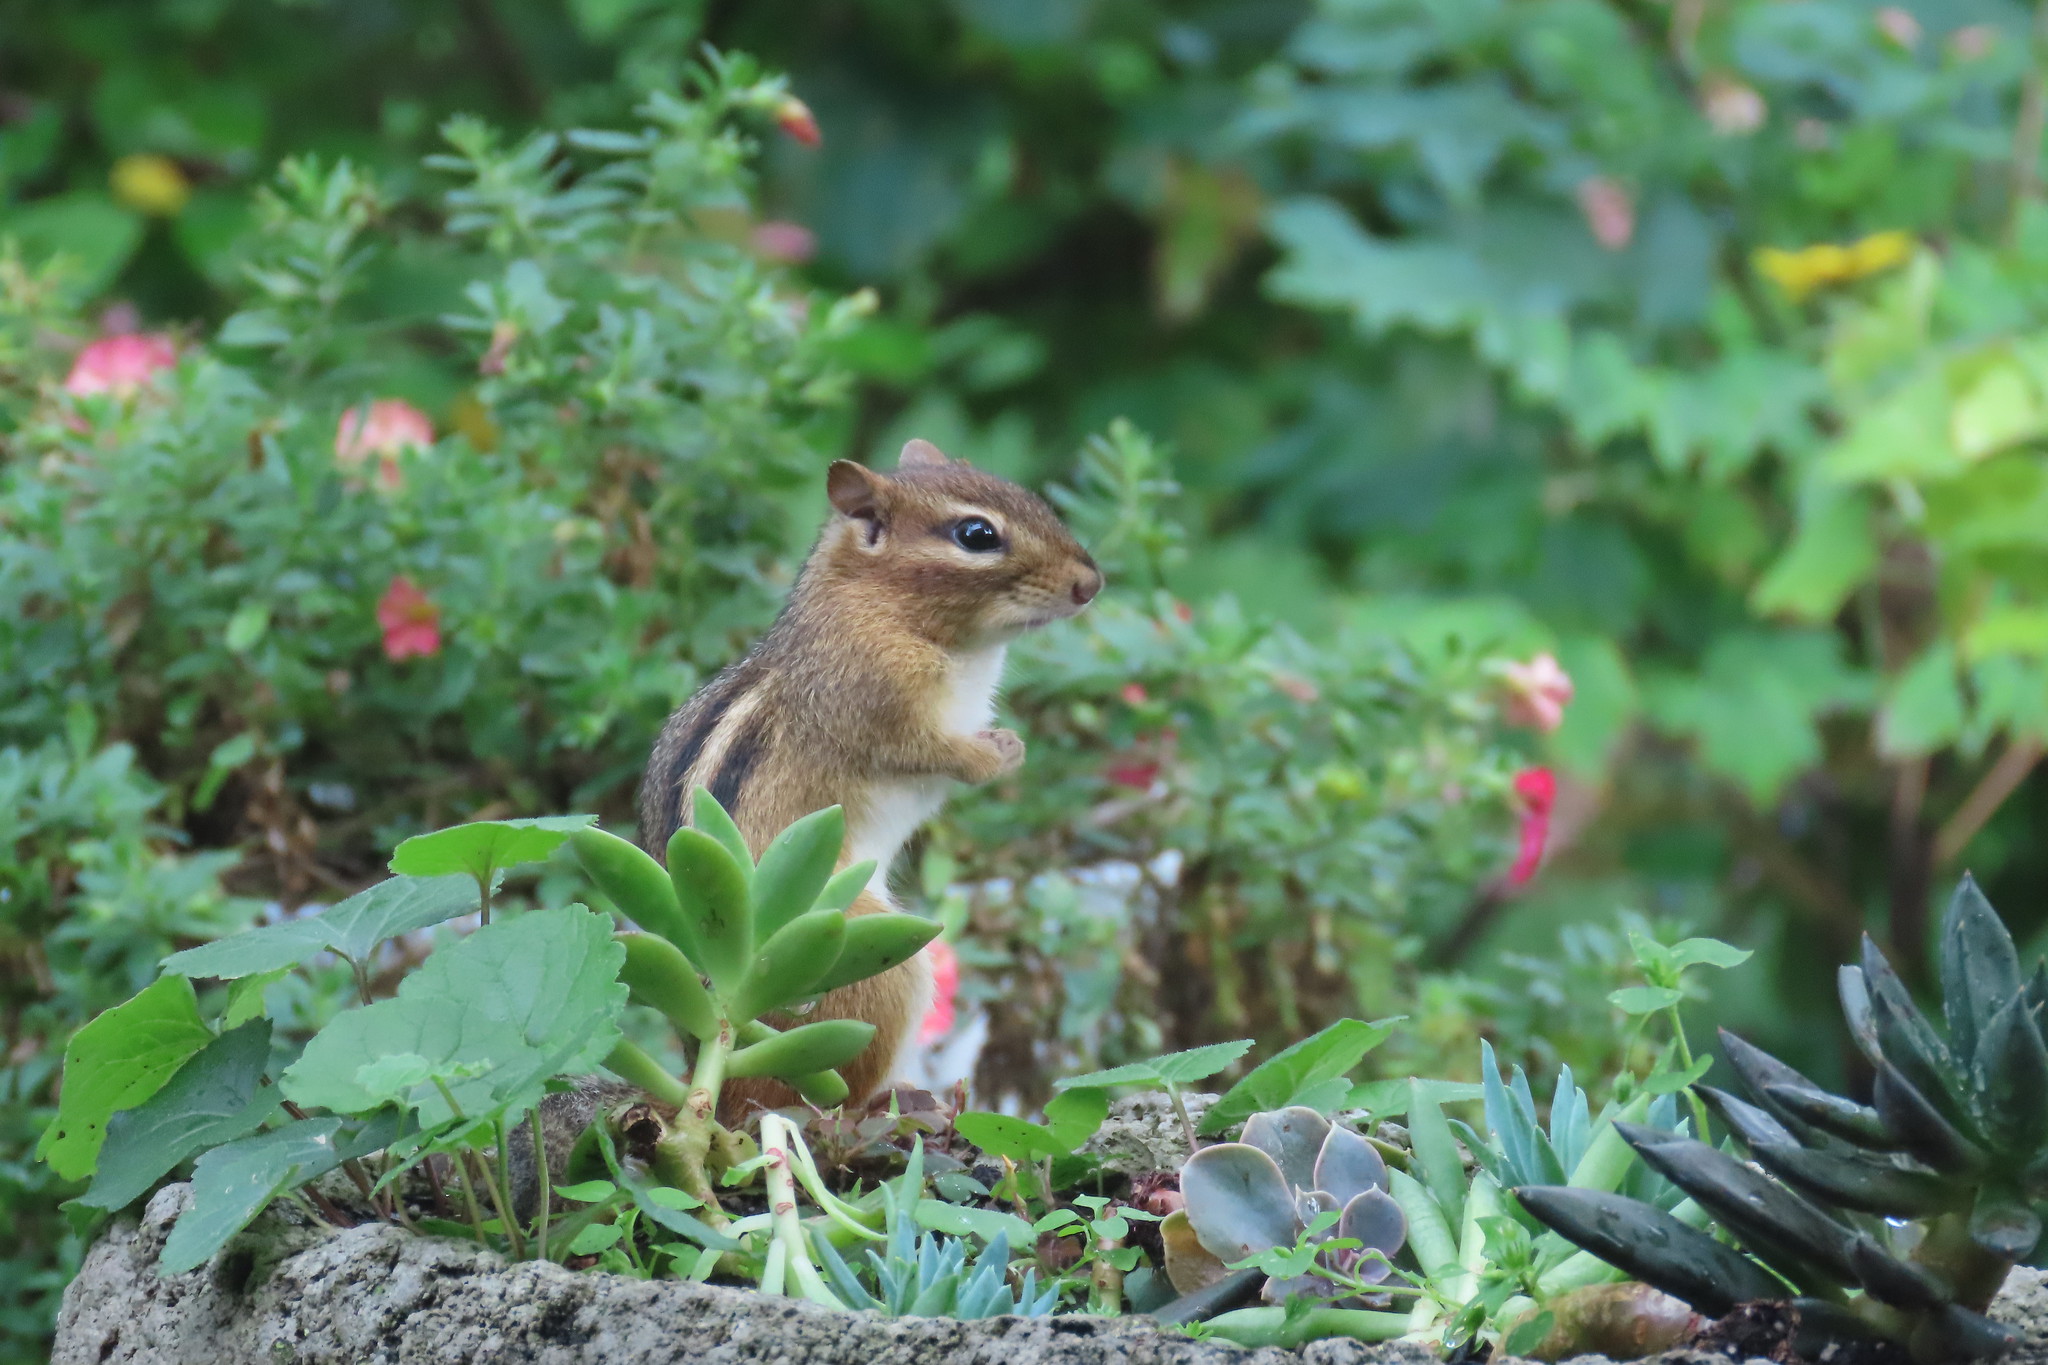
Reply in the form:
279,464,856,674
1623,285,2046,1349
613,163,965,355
1846,230,1914,276
1754,231,1914,301
109,154,191,217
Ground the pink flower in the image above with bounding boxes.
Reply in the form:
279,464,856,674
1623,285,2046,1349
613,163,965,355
1575,177,1635,251
376,576,441,661
1506,767,1557,887
336,399,434,491
1874,6,1920,49
64,333,177,398
918,939,959,1045
751,221,817,264
775,96,821,148
1120,683,1149,706
1498,653,1575,733
1700,75,1767,136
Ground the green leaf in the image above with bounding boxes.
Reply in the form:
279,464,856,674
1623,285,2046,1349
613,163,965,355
1665,938,1753,971
281,906,626,1126
78,1021,280,1211
953,1112,1064,1162
1752,488,1877,623
223,968,289,1028
915,1197,1034,1248
690,787,754,874
1608,986,1684,1015
163,875,479,979
553,1180,618,1202
1043,1087,1109,1152
1940,873,2024,1070
1640,1055,1713,1095
749,806,846,939
389,815,596,884
38,975,212,1180
159,1111,400,1276
615,931,717,1041
732,909,846,1020
666,827,752,994
814,861,877,915
224,603,269,652
567,1222,622,1254
722,1019,873,1080
1406,1078,1467,1229
1504,1311,1555,1357
1201,1019,1399,1135
572,828,693,954
1057,1039,1254,1097
1877,645,1966,759
807,912,939,995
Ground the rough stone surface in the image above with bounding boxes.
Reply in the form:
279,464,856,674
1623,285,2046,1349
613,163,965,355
52,1185,2048,1365
1084,1093,1217,1177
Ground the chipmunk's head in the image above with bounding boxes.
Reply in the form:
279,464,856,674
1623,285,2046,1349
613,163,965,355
821,439,1103,647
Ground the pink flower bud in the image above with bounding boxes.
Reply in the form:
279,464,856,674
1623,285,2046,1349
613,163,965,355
917,939,959,1045
750,220,817,264
336,399,434,491
1506,766,1558,887
376,576,442,661
775,96,821,148
1498,653,1575,733
64,332,177,398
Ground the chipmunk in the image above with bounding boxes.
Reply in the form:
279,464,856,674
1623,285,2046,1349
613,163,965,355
638,438,1103,1115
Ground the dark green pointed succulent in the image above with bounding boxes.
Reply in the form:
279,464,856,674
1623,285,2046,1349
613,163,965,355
1519,875,2042,1362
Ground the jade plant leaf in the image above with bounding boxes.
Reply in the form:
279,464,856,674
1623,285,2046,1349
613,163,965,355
388,814,596,883
162,876,479,980
665,826,751,993
807,912,938,995
281,906,626,1126
78,1020,280,1211
38,974,212,1180
572,828,694,953
750,805,845,938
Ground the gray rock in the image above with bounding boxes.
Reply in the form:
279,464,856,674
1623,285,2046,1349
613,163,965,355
1083,1093,1217,1177
51,1184,2048,1365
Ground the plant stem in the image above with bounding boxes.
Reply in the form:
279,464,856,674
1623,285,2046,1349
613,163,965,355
475,871,493,926
602,1037,692,1107
1165,1083,1199,1154
1663,1005,1713,1141
468,1146,525,1259
760,1114,846,1309
1089,1232,1125,1314
686,1022,733,1124
496,1114,523,1258
1935,738,2043,866
529,1107,550,1262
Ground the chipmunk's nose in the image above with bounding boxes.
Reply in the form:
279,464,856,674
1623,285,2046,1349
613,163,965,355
1072,560,1103,606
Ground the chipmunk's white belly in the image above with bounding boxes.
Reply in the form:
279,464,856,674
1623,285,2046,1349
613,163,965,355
849,644,1007,900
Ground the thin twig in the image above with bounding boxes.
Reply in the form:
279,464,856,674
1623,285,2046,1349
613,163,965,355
1936,738,2044,866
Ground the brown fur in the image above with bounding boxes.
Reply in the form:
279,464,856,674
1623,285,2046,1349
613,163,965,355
638,438,1102,1118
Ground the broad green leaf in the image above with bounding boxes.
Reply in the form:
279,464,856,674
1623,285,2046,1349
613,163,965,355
567,1222,622,1254
1641,1054,1714,1095
553,1180,617,1202
1608,986,1684,1015
223,968,290,1027
39,975,211,1180
159,1111,400,1276
281,906,626,1126
749,805,846,938
1752,487,1877,623
1056,1039,1253,1095
1950,357,2044,462
78,1021,280,1211
915,1197,1034,1248
953,1112,1063,1162
1043,1087,1109,1152
163,875,479,979
1877,644,1966,759
1200,1018,1399,1135
388,815,596,882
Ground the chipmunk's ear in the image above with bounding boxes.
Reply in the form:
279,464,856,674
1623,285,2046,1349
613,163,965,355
897,438,951,470
827,460,886,525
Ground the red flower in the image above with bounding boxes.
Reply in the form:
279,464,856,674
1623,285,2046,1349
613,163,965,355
336,399,434,492
917,939,959,1045
1507,767,1557,887
64,332,177,398
774,96,821,148
1105,758,1162,791
376,576,442,661
1120,682,1148,706
750,220,817,264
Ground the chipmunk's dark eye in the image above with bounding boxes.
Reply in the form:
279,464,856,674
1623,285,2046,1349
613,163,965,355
952,516,1003,553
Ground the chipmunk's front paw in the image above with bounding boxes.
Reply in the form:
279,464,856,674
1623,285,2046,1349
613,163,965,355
978,728,1026,778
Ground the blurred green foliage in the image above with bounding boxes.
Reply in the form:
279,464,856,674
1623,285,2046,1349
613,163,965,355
8,0,2048,1354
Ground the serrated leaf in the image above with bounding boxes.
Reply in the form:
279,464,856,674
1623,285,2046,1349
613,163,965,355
281,906,626,1126
78,1021,280,1211
159,1110,400,1276
389,815,595,883
39,975,212,1180
163,876,480,979
223,969,289,1028
1199,1018,1399,1135
954,1111,1064,1163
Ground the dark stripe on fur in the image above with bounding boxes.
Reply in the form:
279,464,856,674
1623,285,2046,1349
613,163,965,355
637,669,751,851
705,708,770,816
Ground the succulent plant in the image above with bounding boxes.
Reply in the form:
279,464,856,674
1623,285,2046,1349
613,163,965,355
1519,875,2043,1362
1164,1106,1409,1305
